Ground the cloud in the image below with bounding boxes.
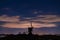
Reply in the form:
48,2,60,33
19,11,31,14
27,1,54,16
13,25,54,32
0,26,27,34
0,15,58,28
33,27,60,35
0,21,56,28
32,15,60,23
0,15,20,23
2,8,10,10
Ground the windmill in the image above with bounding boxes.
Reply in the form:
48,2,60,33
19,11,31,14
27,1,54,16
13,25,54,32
28,11,38,35
28,17,33,35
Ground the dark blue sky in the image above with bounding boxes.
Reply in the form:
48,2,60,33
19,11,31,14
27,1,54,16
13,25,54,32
0,0,60,16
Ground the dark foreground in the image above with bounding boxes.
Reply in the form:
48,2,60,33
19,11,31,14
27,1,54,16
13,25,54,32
0,34,60,40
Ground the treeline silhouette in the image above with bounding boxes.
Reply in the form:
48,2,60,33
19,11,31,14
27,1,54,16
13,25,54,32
0,33,60,40
0,26,60,40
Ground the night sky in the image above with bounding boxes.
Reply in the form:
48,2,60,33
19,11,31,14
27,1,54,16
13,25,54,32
0,0,60,35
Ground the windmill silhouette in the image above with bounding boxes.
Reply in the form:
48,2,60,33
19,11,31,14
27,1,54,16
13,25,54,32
28,11,37,35
28,19,33,35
